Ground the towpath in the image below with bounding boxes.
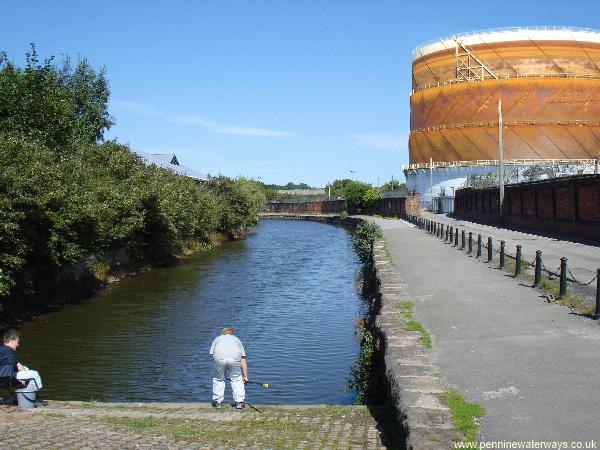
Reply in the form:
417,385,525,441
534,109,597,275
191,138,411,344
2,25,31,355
0,402,390,449
368,216,600,443
419,211,600,302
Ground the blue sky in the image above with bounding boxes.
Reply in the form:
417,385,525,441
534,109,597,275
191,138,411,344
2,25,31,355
3,1,599,186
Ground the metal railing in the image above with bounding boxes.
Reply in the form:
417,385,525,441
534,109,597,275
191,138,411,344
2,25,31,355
411,120,600,135
402,214,600,319
402,158,598,171
412,26,600,60
412,72,600,93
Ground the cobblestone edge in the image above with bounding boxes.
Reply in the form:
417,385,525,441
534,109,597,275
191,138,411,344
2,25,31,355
372,239,458,449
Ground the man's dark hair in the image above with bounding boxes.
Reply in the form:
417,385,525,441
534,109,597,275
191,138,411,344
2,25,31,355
3,329,20,344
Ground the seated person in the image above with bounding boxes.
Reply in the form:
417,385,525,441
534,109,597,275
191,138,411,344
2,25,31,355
0,329,32,389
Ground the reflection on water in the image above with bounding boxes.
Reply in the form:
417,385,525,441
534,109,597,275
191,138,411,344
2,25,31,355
17,219,365,405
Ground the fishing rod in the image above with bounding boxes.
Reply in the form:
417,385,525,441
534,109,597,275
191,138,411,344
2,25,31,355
245,380,269,388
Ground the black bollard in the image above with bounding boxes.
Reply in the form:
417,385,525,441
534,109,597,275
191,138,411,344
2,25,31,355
515,245,522,276
487,237,493,262
468,232,473,254
455,228,459,246
476,234,482,258
440,224,444,239
461,230,466,249
449,226,453,243
559,257,568,298
499,240,505,269
533,250,542,287
445,226,449,242
594,268,600,320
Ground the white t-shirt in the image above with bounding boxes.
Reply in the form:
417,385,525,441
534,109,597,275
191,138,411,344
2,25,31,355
209,334,246,361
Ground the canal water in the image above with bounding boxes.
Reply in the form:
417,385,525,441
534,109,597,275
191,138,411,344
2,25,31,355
17,219,366,405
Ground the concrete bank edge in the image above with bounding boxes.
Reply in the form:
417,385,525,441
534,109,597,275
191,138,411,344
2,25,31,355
372,238,460,449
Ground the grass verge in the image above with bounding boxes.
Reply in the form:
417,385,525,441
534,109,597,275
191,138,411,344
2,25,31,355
492,256,595,316
383,242,394,264
404,320,432,349
439,390,486,443
398,301,414,319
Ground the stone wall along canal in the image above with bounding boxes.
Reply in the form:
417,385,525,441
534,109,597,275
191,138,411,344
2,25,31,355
16,219,366,405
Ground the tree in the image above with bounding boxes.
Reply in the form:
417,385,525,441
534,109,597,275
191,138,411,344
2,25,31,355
380,180,407,194
362,188,383,214
205,176,266,235
343,181,372,214
522,165,556,182
60,56,113,143
0,45,112,149
329,179,354,199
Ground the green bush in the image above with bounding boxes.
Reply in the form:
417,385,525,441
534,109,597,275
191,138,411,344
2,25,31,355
205,176,266,234
362,188,382,214
0,48,267,307
343,181,371,214
352,221,383,264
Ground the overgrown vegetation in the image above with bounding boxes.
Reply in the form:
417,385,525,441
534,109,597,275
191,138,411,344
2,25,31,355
439,390,486,443
0,46,265,322
351,221,383,264
497,257,595,316
404,320,432,349
347,328,376,404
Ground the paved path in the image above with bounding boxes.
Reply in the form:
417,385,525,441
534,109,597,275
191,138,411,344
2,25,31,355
420,211,600,304
369,217,600,443
0,402,390,449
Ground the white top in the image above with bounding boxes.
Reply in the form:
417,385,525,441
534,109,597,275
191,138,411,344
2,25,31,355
209,334,246,361
412,27,600,61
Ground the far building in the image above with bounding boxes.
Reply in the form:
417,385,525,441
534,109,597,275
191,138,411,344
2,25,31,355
132,150,207,183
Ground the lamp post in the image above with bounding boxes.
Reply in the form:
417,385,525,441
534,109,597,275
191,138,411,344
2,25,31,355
498,98,505,224
350,170,355,181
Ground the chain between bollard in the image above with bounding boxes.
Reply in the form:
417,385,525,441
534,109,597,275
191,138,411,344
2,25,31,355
567,267,599,286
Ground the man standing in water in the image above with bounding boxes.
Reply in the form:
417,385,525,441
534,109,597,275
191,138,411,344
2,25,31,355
209,327,248,409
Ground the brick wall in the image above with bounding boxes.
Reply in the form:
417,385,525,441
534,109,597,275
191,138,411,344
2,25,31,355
264,194,422,218
263,200,346,214
454,175,600,240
